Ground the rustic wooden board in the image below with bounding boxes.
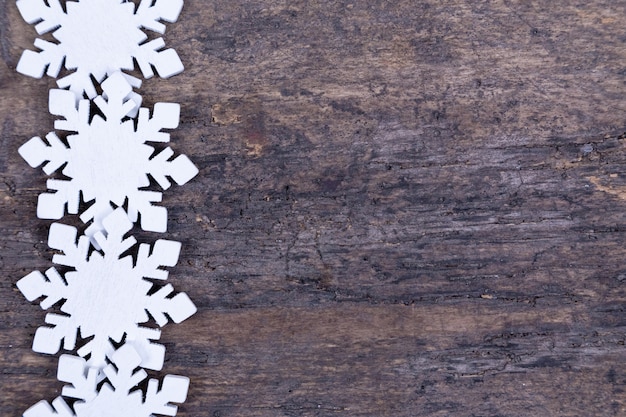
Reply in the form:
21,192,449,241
1,0,626,415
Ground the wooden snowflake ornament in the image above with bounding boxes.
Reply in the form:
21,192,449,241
19,72,198,236
16,0,185,98
17,208,197,371
24,345,189,417
15,0,198,415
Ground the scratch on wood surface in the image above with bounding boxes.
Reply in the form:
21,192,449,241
211,103,242,126
589,175,626,201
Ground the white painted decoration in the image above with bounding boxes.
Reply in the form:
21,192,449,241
17,208,197,371
17,0,184,98
23,344,189,417
19,72,199,236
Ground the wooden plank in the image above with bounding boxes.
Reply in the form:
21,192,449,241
1,0,626,415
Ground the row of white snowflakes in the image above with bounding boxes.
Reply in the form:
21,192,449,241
16,0,196,415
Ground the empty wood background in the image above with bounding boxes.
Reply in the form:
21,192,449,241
1,1,626,416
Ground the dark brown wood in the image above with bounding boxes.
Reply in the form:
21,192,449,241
1,0,626,415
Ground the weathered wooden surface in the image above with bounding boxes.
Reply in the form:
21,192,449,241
1,0,626,415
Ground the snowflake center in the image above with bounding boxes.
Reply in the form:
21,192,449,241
66,119,151,207
64,255,149,343
55,1,145,79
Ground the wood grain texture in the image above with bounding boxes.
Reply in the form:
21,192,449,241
1,0,626,415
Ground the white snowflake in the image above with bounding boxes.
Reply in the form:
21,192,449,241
23,345,189,417
17,208,197,371
19,71,198,236
16,0,185,98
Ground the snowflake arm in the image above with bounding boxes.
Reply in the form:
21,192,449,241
147,148,199,191
133,0,185,79
49,89,90,133
135,38,184,80
17,88,86,174
19,132,69,176
17,39,65,80
135,239,197,326
40,178,80,220
16,0,65,34
92,77,140,125
143,375,190,417
16,0,66,80
145,284,196,327
136,239,182,280
57,355,99,403
92,211,137,260
17,268,66,310
120,326,165,372
102,347,148,395
111,190,167,234
135,0,184,33
33,313,79,355
136,103,179,143
135,103,199,191
23,398,74,417
48,223,91,269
